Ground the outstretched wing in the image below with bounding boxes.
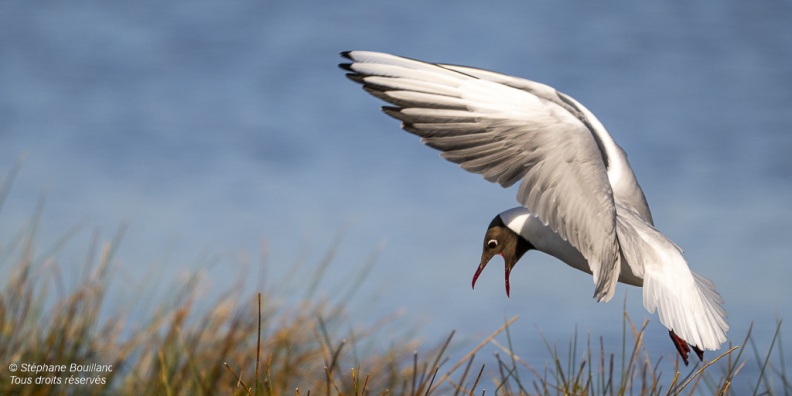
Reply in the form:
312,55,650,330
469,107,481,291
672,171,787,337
341,51,620,299
441,63,654,225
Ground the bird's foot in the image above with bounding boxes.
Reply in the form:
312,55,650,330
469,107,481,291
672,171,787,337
669,330,704,366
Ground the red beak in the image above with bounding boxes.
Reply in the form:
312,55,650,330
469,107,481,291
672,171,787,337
472,264,485,290
472,253,511,298
504,264,511,298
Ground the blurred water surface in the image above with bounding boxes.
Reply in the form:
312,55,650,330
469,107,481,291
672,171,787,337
1,0,791,389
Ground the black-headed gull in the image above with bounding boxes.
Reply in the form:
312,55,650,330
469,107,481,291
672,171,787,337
339,50,728,365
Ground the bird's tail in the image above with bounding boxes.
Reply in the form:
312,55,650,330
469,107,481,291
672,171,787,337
616,205,728,352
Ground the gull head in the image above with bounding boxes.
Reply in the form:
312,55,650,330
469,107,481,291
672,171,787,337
473,214,534,297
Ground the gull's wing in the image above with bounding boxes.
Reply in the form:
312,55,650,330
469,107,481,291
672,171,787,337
341,50,620,300
441,63,654,225
438,63,579,113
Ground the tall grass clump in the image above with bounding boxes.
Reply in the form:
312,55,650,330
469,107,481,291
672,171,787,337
0,213,436,394
0,166,790,395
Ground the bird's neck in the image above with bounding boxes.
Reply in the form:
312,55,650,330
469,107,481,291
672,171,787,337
498,207,591,275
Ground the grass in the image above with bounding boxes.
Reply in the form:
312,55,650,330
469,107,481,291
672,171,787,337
0,173,790,395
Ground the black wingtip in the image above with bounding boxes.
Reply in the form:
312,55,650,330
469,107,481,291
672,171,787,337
345,73,365,84
339,52,357,72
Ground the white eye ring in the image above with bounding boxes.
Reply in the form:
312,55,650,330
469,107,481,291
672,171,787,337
487,239,498,249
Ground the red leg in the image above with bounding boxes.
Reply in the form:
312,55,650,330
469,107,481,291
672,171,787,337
669,330,691,366
692,344,704,362
668,330,705,366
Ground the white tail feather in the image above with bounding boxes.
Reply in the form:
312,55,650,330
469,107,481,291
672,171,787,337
617,205,728,351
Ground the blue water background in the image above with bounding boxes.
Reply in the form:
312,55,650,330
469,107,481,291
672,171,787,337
1,1,791,391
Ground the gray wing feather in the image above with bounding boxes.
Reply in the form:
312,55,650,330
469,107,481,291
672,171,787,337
443,63,654,225
342,51,620,299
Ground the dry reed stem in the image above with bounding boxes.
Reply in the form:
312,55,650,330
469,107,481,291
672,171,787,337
431,315,518,392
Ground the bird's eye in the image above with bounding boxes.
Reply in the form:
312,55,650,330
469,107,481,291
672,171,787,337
487,239,498,249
